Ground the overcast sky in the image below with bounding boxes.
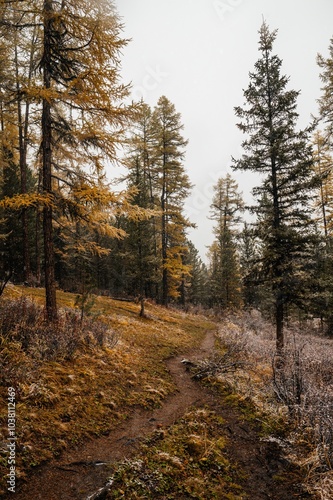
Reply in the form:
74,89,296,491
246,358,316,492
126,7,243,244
115,0,333,261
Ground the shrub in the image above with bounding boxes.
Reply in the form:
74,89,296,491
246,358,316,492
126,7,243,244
0,297,118,366
215,313,333,497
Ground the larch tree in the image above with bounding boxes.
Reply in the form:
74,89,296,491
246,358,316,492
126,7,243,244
317,36,333,144
1,0,135,320
0,0,41,282
150,96,192,306
0,4,28,278
14,9,40,283
311,131,333,333
208,174,243,310
233,22,317,350
313,131,333,239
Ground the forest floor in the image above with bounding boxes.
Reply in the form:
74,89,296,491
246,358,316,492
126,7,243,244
9,321,310,499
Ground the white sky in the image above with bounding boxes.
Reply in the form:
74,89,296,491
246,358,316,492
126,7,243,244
114,0,333,261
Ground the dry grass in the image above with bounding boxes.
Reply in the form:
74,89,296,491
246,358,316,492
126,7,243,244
0,286,215,495
105,408,245,499
210,311,333,499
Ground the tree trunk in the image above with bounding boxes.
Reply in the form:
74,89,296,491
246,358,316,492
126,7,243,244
276,296,284,351
161,165,168,307
139,296,146,317
14,39,31,282
35,205,42,285
265,45,284,351
42,0,57,321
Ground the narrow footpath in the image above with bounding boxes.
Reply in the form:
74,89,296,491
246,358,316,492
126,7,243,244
12,329,310,500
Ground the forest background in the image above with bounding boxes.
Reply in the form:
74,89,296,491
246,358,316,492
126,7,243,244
0,0,333,343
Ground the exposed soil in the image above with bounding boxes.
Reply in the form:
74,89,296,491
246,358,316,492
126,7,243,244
11,329,311,500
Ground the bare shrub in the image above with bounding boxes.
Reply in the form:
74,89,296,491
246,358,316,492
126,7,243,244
0,298,118,364
272,341,307,420
214,313,333,497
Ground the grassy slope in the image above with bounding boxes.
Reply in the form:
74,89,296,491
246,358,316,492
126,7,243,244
0,286,215,495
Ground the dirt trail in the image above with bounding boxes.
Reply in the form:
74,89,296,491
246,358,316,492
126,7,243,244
12,329,309,500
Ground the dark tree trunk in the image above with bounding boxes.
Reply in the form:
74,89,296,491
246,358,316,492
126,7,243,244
35,205,42,285
139,296,146,317
161,206,168,307
276,296,284,351
265,43,284,351
15,43,31,282
161,158,168,307
42,0,57,321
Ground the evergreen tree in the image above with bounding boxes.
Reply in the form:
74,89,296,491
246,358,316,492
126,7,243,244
185,240,208,307
121,102,160,299
233,22,317,349
208,174,243,310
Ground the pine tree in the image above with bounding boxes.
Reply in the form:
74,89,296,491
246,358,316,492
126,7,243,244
233,22,317,349
208,174,243,310
121,102,160,299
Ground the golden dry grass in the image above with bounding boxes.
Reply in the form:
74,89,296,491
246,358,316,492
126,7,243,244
105,408,245,499
0,286,215,495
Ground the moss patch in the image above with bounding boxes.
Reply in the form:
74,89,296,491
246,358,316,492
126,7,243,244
106,408,245,499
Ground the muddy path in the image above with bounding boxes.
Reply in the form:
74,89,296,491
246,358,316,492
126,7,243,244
12,329,309,500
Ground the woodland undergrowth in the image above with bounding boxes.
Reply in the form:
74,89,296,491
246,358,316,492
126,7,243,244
203,312,333,500
0,285,214,496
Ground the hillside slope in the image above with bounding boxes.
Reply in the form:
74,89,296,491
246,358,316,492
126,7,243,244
0,286,214,496
0,287,319,498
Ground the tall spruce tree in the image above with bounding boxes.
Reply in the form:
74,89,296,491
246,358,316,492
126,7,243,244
121,102,160,299
233,22,316,349
208,174,243,310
